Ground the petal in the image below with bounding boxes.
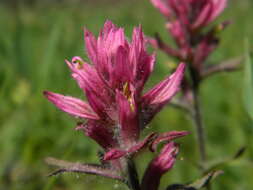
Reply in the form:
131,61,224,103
66,58,102,93
111,46,132,89
141,63,185,125
44,91,99,120
192,2,213,29
193,34,219,69
146,37,159,49
100,25,126,57
135,53,156,93
116,90,139,146
96,22,128,83
150,0,171,17
166,21,188,49
66,58,112,118
76,120,116,150
103,149,127,161
167,0,190,27
130,26,144,78
130,26,155,93
150,131,189,152
85,87,109,119
128,132,157,154
141,142,179,190
84,29,97,65
103,133,157,161
100,20,117,39
208,0,227,23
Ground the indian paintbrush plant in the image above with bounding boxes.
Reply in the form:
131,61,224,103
44,1,244,189
44,21,189,190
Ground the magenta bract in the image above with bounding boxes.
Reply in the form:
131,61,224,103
150,0,227,72
141,142,179,190
150,0,227,29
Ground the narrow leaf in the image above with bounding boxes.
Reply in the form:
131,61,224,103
45,157,123,181
166,170,223,190
187,170,223,189
243,39,253,120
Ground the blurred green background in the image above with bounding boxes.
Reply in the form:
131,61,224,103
1,0,253,189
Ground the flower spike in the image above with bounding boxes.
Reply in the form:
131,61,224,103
44,21,187,177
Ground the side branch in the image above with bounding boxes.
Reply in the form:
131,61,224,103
45,157,123,182
154,33,182,59
201,57,242,79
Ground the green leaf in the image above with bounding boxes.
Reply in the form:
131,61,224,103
187,170,223,189
243,40,253,120
166,170,223,190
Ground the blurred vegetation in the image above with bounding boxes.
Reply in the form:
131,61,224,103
0,0,253,189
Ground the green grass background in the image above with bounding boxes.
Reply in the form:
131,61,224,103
0,0,253,189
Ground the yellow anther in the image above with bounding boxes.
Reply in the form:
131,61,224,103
129,99,135,112
73,58,85,69
122,82,135,112
123,82,131,98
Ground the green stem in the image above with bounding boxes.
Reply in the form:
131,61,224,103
126,159,140,190
192,84,207,166
189,66,207,169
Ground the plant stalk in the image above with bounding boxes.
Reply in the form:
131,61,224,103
126,159,141,190
189,66,207,170
192,84,207,167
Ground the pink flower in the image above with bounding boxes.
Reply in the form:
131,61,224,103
44,20,186,160
150,0,228,73
150,0,227,30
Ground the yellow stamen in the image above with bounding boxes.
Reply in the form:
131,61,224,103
123,82,135,112
123,82,130,98
129,99,135,112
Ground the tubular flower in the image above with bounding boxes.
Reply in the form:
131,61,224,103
141,142,179,190
44,21,186,162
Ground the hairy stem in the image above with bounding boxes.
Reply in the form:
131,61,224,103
192,85,206,168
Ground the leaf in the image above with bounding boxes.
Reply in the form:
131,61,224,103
166,170,223,190
243,39,253,120
187,170,223,189
233,146,246,159
44,157,123,181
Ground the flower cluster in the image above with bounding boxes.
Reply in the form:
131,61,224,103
44,21,188,189
150,0,228,79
